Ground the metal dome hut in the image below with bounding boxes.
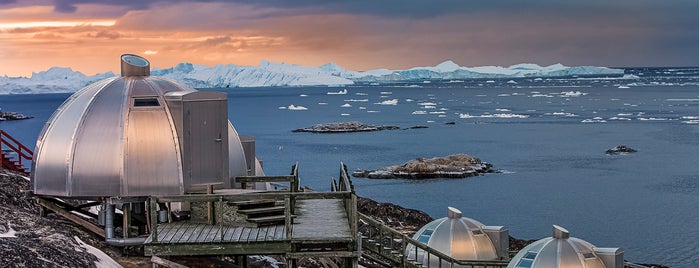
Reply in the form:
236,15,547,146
507,225,623,268
29,54,270,246
405,207,509,266
31,54,265,198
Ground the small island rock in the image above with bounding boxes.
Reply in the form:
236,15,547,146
353,154,496,179
293,121,400,133
605,145,637,155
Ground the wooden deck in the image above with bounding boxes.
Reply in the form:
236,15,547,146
291,199,351,241
144,199,353,256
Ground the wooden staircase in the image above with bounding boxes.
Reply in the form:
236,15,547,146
0,130,32,174
231,199,290,226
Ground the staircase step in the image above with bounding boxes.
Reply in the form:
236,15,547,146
230,199,278,210
237,206,285,215
247,215,295,225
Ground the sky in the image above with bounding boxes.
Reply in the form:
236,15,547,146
1,0,698,77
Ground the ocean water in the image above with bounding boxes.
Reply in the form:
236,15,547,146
1,72,698,267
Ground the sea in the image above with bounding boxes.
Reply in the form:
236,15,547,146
1,67,698,267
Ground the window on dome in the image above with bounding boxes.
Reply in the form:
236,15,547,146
516,251,537,267
418,235,430,243
523,252,537,259
516,259,533,268
472,229,484,235
133,98,160,107
583,252,596,259
417,229,434,243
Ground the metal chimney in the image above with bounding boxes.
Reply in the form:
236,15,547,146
552,224,570,239
121,54,150,77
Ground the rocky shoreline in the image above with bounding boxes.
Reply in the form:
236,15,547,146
353,154,496,179
0,169,668,268
292,121,400,133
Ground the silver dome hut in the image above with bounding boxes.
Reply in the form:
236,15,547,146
405,207,509,266
507,225,623,268
31,54,265,198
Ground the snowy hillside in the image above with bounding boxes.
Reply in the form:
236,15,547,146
0,60,623,94
0,67,115,94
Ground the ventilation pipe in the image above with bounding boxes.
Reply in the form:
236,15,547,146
121,54,150,77
104,203,147,246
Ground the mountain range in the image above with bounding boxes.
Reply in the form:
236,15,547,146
0,60,623,94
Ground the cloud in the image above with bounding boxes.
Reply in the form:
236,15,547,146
86,30,122,39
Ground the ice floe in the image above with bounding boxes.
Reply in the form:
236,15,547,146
327,89,348,95
287,104,308,110
560,91,588,97
459,113,529,119
375,99,398,105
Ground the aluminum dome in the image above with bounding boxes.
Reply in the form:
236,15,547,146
507,225,623,268
31,54,260,198
406,207,508,266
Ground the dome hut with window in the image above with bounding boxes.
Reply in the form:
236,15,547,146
507,225,623,268
405,207,509,266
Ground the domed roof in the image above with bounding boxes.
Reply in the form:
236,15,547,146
507,225,615,268
407,207,498,264
31,54,254,198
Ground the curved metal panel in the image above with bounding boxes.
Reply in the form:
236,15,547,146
227,121,248,179
70,79,127,196
33,78,116,196
125,108,182,196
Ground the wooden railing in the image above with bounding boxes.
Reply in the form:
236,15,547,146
0,130,33,173
236,162,299,192
332,162,358,240
358,213,509,268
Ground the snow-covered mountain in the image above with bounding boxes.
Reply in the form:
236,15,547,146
0,67,115,94
0,60,623,94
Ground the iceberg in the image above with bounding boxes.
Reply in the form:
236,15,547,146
287,105,308,110
2,58,625,94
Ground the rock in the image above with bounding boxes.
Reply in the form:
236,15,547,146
353,154,496,179
0,110,33,121
605,145,637,154
444,121,456,125
293,121,400,133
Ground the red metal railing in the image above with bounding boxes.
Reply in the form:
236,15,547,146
0,130,33,174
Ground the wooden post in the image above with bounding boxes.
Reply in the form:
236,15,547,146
219,196,224,241
149,198,158,243
122,203,131,238
285,196,292,240
207,184,215,225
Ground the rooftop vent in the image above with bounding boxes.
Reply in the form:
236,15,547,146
121,54,150,77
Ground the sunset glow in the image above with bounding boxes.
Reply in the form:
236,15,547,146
1,1,698,77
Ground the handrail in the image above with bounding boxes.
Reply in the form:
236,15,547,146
0,130,33,172
358,212,509,267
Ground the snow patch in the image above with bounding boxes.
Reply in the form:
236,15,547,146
74,236,122,268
